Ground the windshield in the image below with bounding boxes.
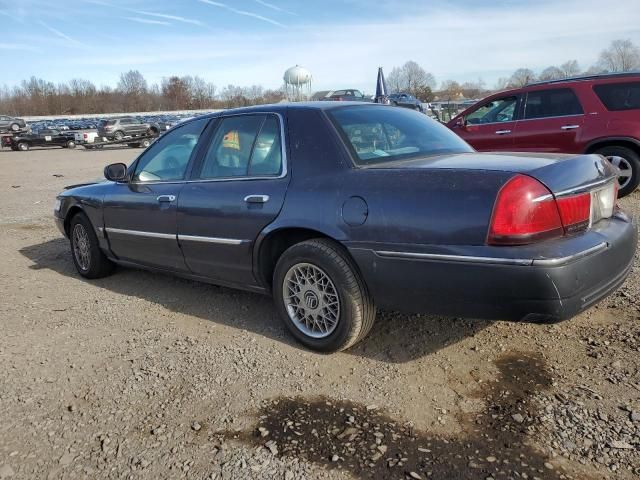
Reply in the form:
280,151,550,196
329,105,473,165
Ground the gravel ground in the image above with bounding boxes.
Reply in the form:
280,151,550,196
0,147,638,480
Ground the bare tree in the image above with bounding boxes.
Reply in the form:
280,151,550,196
598,39,640,72
560,60,581,78
440,80,463,100
386,61,436,99
508,68,536,88
539,66,564,81
117,70,148,111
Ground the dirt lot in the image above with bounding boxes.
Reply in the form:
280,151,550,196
0,146,638,480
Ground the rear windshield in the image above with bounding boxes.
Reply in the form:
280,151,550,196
593,82,640,111
329,105,472,165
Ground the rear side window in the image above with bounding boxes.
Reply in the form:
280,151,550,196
199,114,283,179
593,82,640,111
524,88,583,119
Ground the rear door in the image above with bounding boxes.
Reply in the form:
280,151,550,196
511,87,585,153
178,113,289,285
453,95,520,151
103,117,210,270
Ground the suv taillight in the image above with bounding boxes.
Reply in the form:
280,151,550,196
488,175,594,245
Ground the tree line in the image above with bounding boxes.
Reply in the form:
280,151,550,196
1,39,638,116
0,71,285,117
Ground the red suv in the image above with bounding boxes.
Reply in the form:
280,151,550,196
447,73,640,197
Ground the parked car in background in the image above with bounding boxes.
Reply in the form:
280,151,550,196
97,116,161,140
447,72,640,197
389,93,424,111
7,128,76,151
326,89,372,102
0,115,27,133
54,103,636,352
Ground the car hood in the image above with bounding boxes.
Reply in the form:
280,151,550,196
362,151,618,196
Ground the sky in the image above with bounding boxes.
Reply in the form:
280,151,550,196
0,0,639,94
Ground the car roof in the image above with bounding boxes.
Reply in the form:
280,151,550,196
199,101,384,118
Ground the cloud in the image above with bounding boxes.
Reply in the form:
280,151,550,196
198,0,285,27
133,10,206,27
38,21,84,46
123,16,172,26
254,0,297,16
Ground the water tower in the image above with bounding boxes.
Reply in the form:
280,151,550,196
283,65,312,101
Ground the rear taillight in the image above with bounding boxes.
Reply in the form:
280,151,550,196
488,175,563,245
83,133,88,139
556,192,591,233
488,175,620,246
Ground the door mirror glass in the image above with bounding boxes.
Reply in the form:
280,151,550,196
104,163,128,182
455,116,467,128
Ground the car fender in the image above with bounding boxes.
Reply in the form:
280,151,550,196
585,136,640,153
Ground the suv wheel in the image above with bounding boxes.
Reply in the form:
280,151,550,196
113,130,124,141
273,239,376,352
596,146,640,198
10,123,20,132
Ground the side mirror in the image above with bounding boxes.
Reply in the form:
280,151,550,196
104,163,128,182
455,116,467,129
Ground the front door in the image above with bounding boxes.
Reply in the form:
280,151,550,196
453,95,520,151
103,117,210,270
178,113,289,285
511,87,585,153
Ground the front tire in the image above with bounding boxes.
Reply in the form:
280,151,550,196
596,146,640,198
10,123,20,132
17,142,29,151
273,239,376,352
69,213,114,279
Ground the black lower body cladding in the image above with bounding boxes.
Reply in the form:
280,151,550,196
348,213,637,322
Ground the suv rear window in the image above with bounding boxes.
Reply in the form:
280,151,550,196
593,82,640,111
524,88,583,119
330,105,472,165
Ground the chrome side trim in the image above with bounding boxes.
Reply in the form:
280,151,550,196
105,227,175,240
375,241,608,267
532,242,608,266
554,178,615,197
374,251,533,266
177,234,247,245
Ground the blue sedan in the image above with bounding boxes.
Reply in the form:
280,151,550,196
54,102,637,352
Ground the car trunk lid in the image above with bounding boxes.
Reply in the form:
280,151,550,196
362,151,618,196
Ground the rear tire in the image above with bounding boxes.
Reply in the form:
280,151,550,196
17,142,29,151
10,123,20,132
66,140,76,149
69,212,114,279
273,239,376,352
113,130,124,141
595,146,640,198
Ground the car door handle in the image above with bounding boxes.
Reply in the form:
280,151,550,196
157,195,176,203
244,195,270,204
561,125,580,130
495,129,511,135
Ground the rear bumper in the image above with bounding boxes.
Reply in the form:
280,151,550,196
348,213,637,322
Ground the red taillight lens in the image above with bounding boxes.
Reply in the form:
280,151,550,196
83,133,88,139
556,192,590,233
488,175,563,245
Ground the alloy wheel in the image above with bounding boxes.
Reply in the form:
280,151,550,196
607,155,633,190
72,223,91,271
283,263,340,338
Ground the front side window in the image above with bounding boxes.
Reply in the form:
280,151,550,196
593,82,640,111
466,96,518,124
524,88,583,119
132,118,208,182
330,105,472,165
199,115,282,178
